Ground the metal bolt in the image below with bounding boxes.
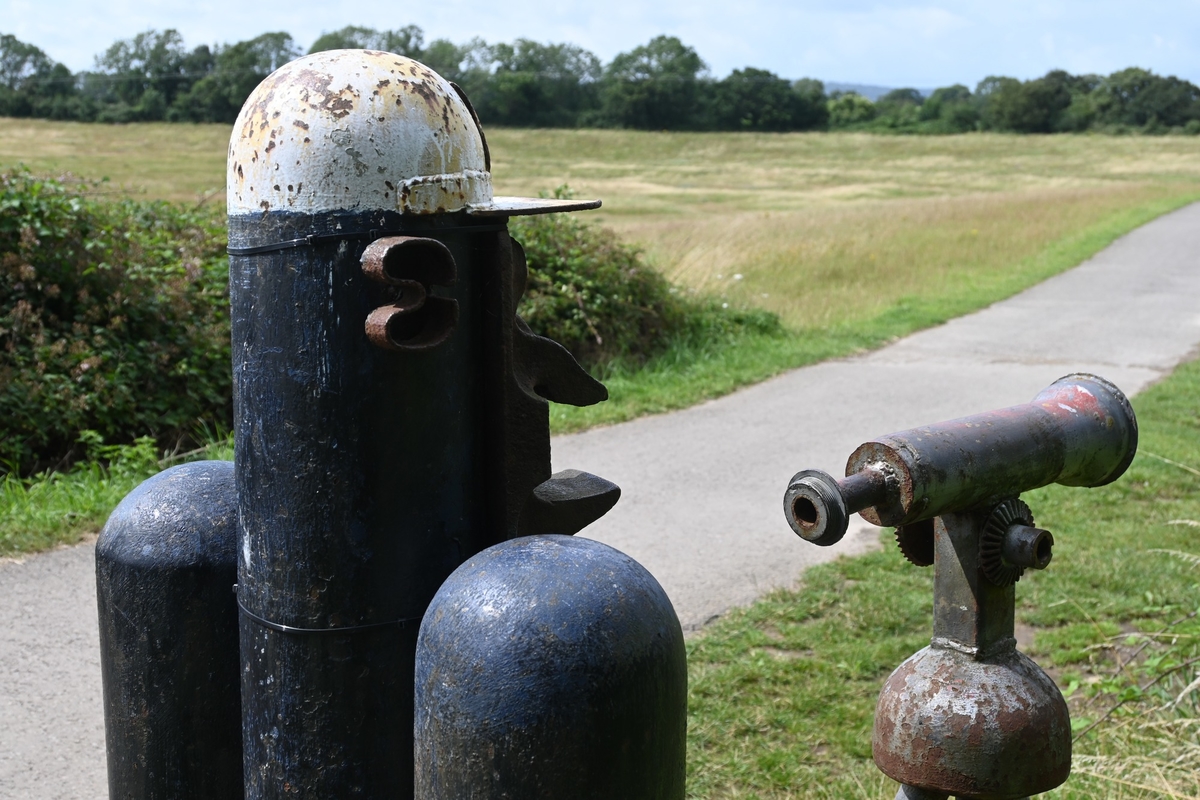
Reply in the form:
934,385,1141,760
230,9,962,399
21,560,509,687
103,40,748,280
1002,524,1054,570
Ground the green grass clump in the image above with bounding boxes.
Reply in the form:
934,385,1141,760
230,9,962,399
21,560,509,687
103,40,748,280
0,430,234,556
684,357,1200,799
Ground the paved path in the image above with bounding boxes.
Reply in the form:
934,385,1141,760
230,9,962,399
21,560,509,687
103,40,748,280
4,203,1200,799
564,201,1200,631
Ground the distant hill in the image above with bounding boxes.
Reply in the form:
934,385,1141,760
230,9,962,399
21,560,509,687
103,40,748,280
824,82,934,101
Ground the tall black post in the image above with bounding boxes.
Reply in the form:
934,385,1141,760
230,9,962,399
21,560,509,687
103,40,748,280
227,49,618,799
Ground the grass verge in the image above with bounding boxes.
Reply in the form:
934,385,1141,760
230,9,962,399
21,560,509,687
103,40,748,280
0,433,233,557
685,355,1200,799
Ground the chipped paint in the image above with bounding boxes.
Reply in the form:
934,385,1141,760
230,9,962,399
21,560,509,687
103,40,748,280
873,642,1071,797
228,50,491,215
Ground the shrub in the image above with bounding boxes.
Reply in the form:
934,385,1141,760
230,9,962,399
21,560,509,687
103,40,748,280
0,173,777,475
0,169,230,474
510,193,781,370
827,92,877,128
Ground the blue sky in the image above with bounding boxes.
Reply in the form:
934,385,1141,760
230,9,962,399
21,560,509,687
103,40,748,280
4,0,1199,88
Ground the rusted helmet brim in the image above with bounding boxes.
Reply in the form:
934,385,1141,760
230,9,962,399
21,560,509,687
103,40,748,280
465,196,602,216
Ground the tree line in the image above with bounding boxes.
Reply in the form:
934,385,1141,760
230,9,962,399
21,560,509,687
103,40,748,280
1,26,1198,134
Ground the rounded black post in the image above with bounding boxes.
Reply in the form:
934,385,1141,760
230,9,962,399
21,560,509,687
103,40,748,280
96,460,242,800
415,535,687,800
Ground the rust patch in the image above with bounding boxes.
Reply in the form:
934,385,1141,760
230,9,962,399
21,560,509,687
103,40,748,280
409,80,441,112
322,84,358,119
293,120,309,130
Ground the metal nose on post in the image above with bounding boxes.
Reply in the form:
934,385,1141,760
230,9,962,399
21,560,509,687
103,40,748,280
362,236,460,351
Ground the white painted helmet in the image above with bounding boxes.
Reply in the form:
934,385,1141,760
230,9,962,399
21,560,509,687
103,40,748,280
227,49,597,217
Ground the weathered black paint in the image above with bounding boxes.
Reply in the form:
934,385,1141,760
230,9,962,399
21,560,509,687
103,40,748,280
95,460,242,800
415,535,687,800
230,209,490,800
229,210,617,799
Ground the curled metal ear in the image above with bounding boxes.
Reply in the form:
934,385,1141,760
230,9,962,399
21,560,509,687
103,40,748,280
361,236,459,351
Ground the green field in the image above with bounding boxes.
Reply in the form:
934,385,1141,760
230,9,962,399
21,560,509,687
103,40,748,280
4,120,1200,546
4,121,1195,319
4,120,1198,334
6,118,1198,433
4,121,1199,333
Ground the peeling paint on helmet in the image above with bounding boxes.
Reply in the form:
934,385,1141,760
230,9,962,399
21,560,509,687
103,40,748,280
227,49,492,216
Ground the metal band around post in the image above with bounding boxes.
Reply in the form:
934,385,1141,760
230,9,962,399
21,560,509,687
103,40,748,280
226,222,507,256
236,596,420,636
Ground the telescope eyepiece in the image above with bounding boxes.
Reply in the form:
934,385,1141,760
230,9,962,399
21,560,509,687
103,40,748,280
784,470,849,547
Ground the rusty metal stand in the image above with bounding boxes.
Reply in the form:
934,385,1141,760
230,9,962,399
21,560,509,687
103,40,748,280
874,507,1069,800
783,374,1140,800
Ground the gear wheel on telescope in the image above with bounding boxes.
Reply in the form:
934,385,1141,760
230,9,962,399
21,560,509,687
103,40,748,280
895,519,935,567
981,497,1035,587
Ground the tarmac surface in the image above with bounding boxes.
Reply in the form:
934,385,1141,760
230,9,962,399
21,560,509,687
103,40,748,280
3,202,1200,799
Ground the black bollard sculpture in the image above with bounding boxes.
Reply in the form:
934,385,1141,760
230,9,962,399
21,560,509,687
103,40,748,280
225,50,620,799
97,47,684,800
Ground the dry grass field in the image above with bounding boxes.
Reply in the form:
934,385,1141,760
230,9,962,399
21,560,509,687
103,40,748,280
3,118,1199,331
489,129,1200,327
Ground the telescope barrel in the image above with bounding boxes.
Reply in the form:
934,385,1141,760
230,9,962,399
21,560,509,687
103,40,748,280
786,374,1137,545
